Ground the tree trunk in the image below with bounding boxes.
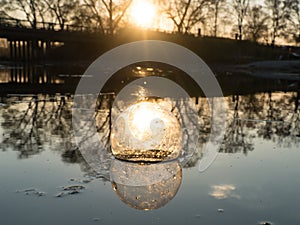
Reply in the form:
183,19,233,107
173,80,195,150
109,0,113,34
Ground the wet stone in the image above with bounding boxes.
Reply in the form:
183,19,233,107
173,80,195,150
63,185,85,191
68,190,80,195
55,185,86,198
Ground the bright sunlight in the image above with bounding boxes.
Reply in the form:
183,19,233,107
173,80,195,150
129,0,157,28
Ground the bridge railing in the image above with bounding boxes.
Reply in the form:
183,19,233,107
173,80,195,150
0,17,94,33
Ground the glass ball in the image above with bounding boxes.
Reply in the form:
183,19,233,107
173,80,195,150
110,101,182,162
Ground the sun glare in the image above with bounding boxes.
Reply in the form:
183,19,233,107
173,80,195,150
130,0,156,28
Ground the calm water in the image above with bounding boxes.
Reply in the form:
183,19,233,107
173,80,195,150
0,91,299,225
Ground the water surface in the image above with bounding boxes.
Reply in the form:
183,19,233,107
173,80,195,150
0,90,299,225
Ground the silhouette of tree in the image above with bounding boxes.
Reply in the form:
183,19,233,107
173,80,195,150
264,0,292,45
44,0,79,30
80,0,132,34
209,0,227,37
1,0,48,28
75,0,104,32
162,0,210,34
244,5,268,42
71,7,93,30
232,0,249,40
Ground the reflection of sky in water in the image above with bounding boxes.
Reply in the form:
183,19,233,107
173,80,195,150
0,92,299,225
209,184,240,200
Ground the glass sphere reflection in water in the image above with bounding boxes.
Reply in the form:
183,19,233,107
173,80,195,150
111,101,182,162
110,159,182,210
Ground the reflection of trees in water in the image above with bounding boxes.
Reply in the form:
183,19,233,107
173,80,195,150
95,94,113,148
0,94,114,176
183,97,211,167
220,92,300,154
0,92,299,172
0,95,80,160
256,92,300,148
219,95,255,154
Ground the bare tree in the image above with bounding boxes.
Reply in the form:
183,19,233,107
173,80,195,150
79,0,105,32
72,7,93,29
232,0,249,40
264,0,292,45
209,0,227,37
103,0,133,34
245,5,268,42
162,0,210,34
81,0,132,34
44,0,79,30
0,0,48,28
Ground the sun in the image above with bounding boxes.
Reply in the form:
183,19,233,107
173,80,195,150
130,0,156,28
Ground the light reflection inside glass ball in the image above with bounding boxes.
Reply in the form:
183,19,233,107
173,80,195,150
110,100,182,162
128,102,164,141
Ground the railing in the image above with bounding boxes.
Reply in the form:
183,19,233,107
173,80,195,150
0,17,94,33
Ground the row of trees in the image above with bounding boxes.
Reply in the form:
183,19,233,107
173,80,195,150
0,0,300,45
161,0,300,45
0,0,133,34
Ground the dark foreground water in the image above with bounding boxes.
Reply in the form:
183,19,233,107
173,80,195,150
0,90,299,225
